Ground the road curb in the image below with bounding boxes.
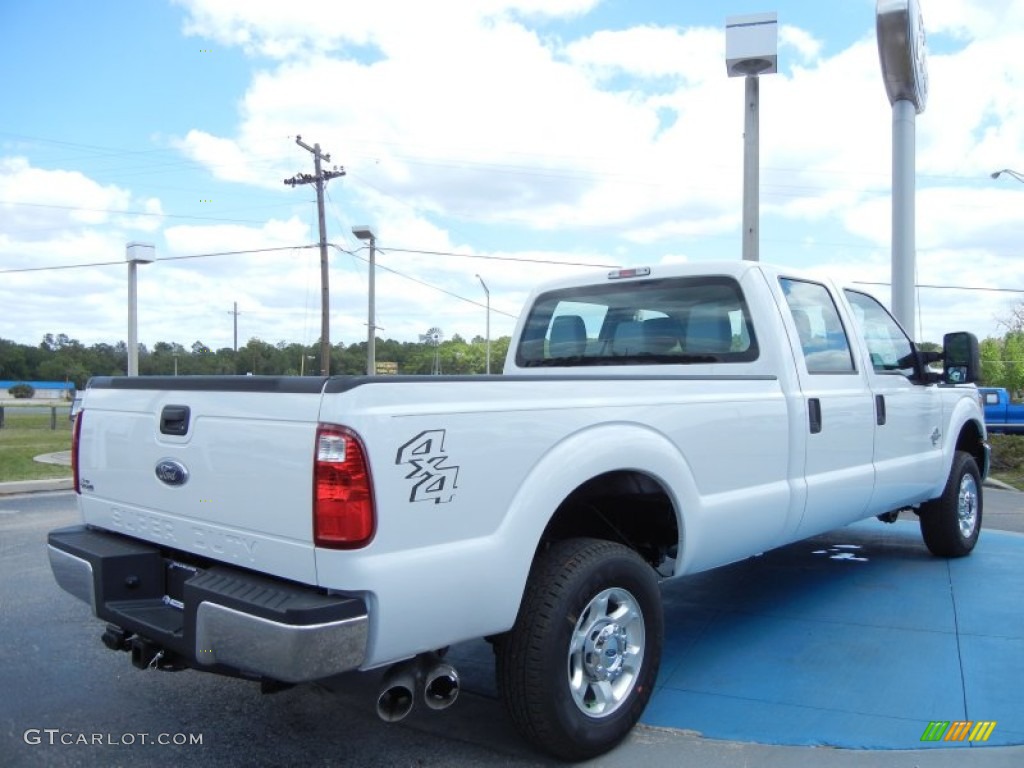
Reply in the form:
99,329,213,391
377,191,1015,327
0,477,74,496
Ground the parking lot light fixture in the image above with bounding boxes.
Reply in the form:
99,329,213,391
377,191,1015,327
992,169,1024,184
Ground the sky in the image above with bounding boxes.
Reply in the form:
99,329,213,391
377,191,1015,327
1,0,1023,354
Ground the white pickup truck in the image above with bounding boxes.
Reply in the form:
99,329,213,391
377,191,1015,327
49,261,988,760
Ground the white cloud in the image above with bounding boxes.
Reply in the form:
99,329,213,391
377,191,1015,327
0,158,168,276
924,0,1024,39
565,25,723,84
779,24,822,63
0,157,152,249
174,0,600,59
6,2,1024,352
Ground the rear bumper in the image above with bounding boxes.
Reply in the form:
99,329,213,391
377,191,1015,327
47,525,368,683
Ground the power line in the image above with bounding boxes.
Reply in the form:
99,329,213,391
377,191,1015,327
0,245,319,274
854,281,1024,294
330,244,519,319
0,200,269,224
377,245,618,269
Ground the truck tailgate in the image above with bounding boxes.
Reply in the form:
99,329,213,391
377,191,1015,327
76,380,325,585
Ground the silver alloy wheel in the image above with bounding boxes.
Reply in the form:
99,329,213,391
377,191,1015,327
957,473,979,538
567,587,645,717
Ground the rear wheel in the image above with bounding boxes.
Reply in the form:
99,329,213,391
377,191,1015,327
496,538,663,761
919,451,982,558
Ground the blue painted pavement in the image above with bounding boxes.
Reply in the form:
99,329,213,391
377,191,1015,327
450,519,1023,750
644,519,1023,748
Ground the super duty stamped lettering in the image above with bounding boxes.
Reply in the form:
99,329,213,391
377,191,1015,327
396,429,460,504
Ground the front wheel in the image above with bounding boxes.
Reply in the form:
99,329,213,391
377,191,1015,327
919,451,982,558
496,538,663,761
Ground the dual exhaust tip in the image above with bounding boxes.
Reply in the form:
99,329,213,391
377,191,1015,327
376,653,459,722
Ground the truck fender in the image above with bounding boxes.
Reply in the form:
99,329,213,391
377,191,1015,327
491,422,699,625
935,399,987,495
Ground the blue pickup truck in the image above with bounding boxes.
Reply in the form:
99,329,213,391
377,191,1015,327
980,387,1024,433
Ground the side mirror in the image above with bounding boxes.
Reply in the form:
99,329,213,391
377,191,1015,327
943,331,981,384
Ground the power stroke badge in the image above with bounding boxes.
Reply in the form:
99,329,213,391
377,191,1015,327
396,430,460,504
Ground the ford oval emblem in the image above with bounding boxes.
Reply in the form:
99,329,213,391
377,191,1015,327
155,459,189,487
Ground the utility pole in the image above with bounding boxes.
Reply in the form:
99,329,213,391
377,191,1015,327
284,135,345,375
228,301,240,353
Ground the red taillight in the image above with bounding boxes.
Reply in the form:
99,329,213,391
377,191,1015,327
314,425,375,549
72,410,83,494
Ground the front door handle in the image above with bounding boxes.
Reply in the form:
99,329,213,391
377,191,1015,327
876,394,886,426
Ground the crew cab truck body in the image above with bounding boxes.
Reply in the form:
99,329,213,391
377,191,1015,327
49,261,988,760
979,387,1024,433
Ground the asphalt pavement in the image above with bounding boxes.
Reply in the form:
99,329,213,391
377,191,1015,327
1,479,1022,765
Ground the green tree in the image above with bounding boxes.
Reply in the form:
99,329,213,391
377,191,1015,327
980,337,1005,387
0,339,31,380
1003,332,1024,397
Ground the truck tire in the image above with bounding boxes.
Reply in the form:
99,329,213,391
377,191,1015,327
919,451,982,558
496,537,663,761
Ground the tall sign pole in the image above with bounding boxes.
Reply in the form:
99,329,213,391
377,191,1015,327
877,0,928,339
285,136,345,375
726,13,778,262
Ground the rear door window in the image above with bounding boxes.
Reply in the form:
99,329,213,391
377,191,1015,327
779,278,855,374
516,276,758,367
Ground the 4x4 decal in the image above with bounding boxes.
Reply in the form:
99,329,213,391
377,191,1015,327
396,429,460,504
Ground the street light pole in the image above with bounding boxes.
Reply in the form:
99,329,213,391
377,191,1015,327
353,226,378,375
125,242,154,376
476,274,491,374
992,169,1024,184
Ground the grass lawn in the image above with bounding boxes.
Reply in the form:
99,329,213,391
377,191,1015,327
991,469,1024,490
987,433,1024,490
0,410,73,482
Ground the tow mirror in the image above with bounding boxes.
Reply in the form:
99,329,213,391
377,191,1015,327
943,331,980,384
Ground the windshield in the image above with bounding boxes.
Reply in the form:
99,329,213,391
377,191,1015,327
515,276,758,367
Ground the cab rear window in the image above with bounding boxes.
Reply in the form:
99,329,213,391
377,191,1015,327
515,276,758,367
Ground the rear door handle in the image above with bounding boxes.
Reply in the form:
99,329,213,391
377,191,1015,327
875,394,886,426
808,398,822,434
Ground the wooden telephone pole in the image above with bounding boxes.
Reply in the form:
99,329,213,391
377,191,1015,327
284,136,345,375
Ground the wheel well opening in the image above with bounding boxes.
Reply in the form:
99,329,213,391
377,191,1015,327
957,421,987,476
539,471,679,570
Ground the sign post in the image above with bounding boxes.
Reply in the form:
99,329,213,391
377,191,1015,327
876,0,928,339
